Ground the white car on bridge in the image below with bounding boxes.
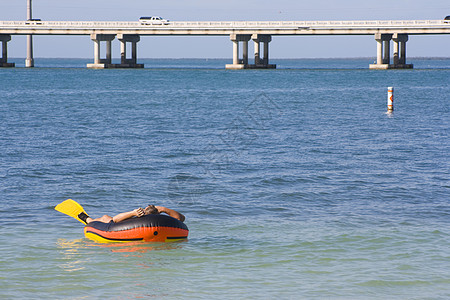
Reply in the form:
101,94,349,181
139,16,170,25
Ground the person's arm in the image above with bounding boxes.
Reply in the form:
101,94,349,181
112,208,144,223
155,206,185,222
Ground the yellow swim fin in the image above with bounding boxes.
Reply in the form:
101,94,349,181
55,199,89,224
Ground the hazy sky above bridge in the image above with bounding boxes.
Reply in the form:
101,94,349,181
1,0,449,58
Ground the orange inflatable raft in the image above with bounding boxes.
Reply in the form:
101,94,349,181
84,214,189,243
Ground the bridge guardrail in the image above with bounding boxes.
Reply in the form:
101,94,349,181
0,20,447,29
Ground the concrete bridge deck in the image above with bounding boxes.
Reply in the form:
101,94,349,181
1,19,449,69
1,20,449,35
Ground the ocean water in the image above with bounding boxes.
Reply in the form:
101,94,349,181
0,58,449,299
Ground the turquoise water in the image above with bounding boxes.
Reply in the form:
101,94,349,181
1,59,449,299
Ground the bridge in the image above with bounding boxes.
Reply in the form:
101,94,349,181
1,19,449,69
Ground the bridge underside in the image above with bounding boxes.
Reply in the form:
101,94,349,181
0,32,419,70
80,31,415,70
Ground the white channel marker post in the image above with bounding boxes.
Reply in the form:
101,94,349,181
387,87,394,112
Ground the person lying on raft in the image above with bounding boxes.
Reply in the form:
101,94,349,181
78,205,185,224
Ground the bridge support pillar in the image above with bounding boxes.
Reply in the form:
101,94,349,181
87,34,116,69
26,35,34,68
383,35,391,64
249,34,276,69
0,35,15,68
392,33,413,68
115,34,144,68
226,34,251,69
370,33,413,69
26,0,34,68
370,34,391,69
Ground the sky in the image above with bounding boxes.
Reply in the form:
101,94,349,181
1,0,449,59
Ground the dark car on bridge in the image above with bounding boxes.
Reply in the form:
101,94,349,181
445,15,450,23
25,18,42,25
